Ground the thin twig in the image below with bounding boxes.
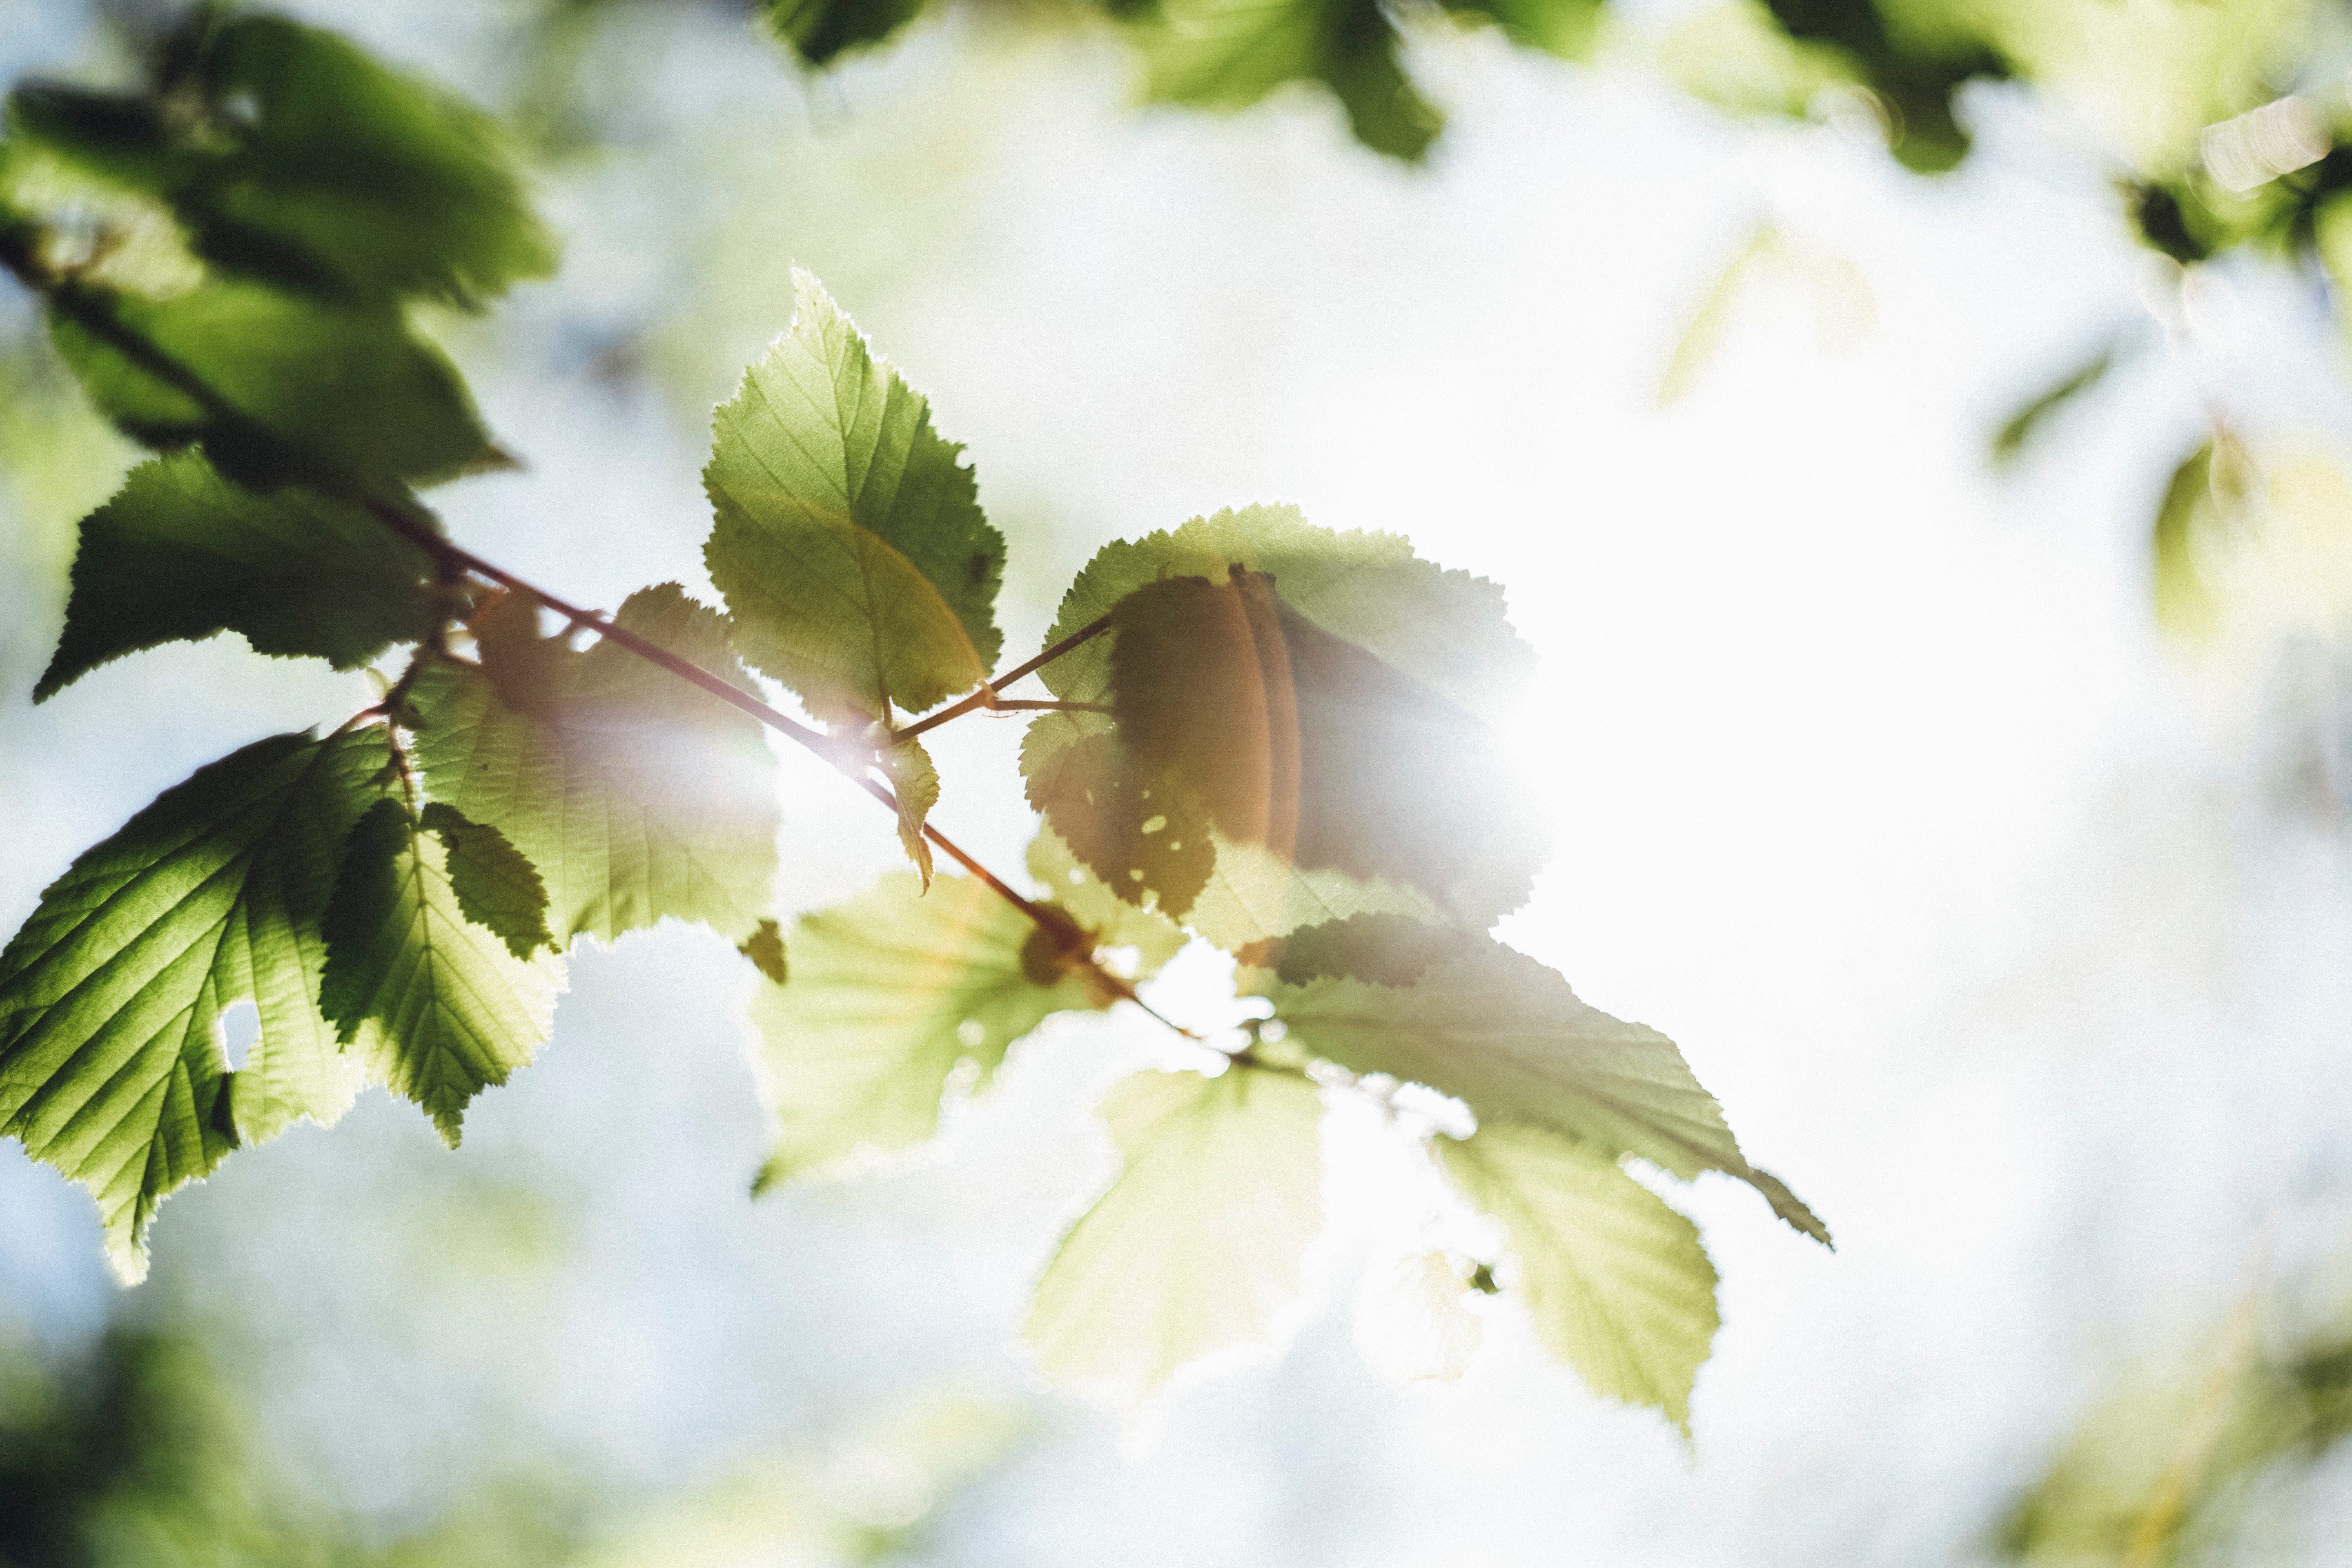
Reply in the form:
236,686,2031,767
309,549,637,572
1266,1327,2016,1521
890,614,1115,743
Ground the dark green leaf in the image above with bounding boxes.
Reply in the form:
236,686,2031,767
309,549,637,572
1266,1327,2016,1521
0,727,395,1279
419,803,555,961
9,13,554,308
46,276,494,488
410,584,781,948
761,0,930,67
318,799,566,1144
704,269,1004,723
35,450,437,702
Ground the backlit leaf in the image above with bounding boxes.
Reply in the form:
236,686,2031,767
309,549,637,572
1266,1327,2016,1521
46,276,493,489
1129,0,1441,161
1439,1123,1719,1431
1352,1247,1484,1386
410,584,781,948
1027,503,1536,946
1272,939,1831,1245
1107,567,1524,916
1023,1066,1325,1407
419,803,554,962
9,12,554,308
705,269,1004,723
35,450,437,702
318,798,566,1144
1025,828,1187,980
746,871,1107,1188
876,735,939,889
2152,437,2257,639
739,918,788,984
0,726,394,1280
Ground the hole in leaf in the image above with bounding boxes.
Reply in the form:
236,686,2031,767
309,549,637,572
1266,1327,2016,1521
218,1000,259,1071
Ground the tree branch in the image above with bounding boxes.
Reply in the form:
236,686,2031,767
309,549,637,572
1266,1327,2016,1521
889,614,1115,743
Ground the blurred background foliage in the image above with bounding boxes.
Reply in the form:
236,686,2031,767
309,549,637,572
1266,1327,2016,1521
9,0,2352,1563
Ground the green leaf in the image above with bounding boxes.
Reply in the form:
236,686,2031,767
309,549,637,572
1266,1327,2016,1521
1438,1123,1720,1432
738,918,788,984
34,450,437,702
1436,0,1604,62
419,803,554,961
1658,227,1778,409
1991,339,2121,466
704,269,1004,723
2152,437,2257,638
9,13,554,309
746,872,1107,1188
1269,912,1471,986
876,735,939,888
1129,0,1442,161
410,584,781,948
1021,712,1213,921
466,587,563,720
761,0,930,67
0,727,395,1281
1271,938,1831,1245
1027,503,1536,947
318,798,566,1144
46,276,494,489
1026,828,1187,980
1106,566,1526,916
1022,1066,1325,1407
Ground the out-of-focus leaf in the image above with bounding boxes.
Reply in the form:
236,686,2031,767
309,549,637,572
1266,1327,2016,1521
1028,503,1537,946
1026,828,1187,979
704,269,1003,724
419,803,555,962
318,798,567,1145
1659,227,1780,408
0,727,393,1280
1353,1247,1484,1385
1659,226,1873,406
34,450,436,701
411,584,781,948
1991,338,2121,466
1023,1066,1325,1407
877,735,939,888
760,0,930,67
1129,0,1441,161
468,588,565,720
1106,566,1522,914
1437,0,1605,62
1763,0,2008,172
45,276,494,489
747,872,1107,1188
1272,938,1831,1244
1439,1122,1719,1431
9,12,554,308
2152,437,2257,639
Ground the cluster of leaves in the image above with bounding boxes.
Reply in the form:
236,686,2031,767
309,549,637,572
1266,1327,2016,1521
0,6,1821,1432
1994,1307,2352,1566
762,0,2012,169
